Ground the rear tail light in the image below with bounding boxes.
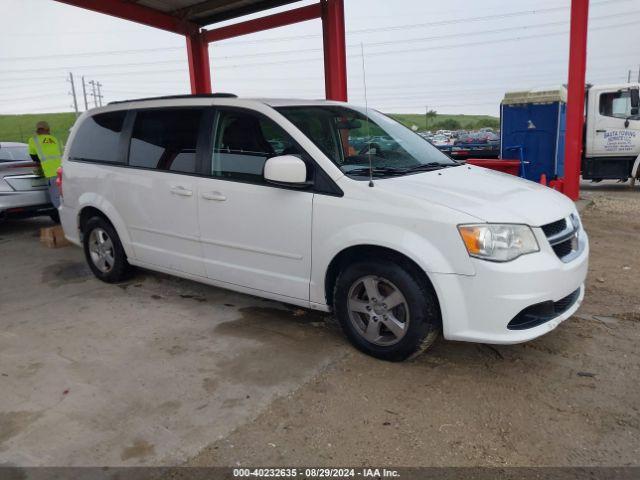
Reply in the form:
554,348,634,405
56,166,63,197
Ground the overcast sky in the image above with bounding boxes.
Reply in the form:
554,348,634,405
2,0,639,116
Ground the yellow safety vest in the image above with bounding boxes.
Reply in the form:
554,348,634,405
28,134,62,178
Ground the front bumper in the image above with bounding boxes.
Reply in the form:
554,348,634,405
431,227,589,344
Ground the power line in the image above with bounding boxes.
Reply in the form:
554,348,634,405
0,0,631,63
0,12,637,80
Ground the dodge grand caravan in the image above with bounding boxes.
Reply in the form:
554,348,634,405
59,95,589,361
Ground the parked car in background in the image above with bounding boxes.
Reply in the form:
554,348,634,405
0,142,55,221
449,132,500,160
455,132,488,145
59,95,588,362
430,134,450,146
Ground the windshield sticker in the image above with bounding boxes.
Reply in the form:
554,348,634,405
603,130,637,152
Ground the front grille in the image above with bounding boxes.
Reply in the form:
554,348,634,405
541,218,567,237
552,238,574,258
541,216,579,262
507,288,581,330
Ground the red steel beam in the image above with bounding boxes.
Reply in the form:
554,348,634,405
563,0,589,200
53,0,198,35
186,32,212,94
203,3,322,43
321,0,347,101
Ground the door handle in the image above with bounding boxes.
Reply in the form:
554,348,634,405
201,191,227,201
170,185,193,197
596,129,606,133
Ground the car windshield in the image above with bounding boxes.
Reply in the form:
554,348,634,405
276,106,457,177
0,145,30,162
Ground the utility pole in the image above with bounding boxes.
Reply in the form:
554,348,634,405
96,82,103,107
628,70,632,83
67,72,79,116
81,76,88,110
88,80,98,107
425,106,428,132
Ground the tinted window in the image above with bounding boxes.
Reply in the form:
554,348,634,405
0,146,30,162
129,109,203,174
211,110,301,182
69,111,126,163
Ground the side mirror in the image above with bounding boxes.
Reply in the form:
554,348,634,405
630,87,640,110
263,155,310,187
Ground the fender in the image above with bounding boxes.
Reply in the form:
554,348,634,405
76,192,135,259
309,221,475,306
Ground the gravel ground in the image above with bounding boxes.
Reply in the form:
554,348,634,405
187,189,640,467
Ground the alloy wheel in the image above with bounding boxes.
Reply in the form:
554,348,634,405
347,275,410,346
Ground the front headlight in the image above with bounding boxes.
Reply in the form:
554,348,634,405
458,224,539,262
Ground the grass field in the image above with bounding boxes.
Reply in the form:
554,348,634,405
0,112,78,145
0,111,500,146
389,113,500,131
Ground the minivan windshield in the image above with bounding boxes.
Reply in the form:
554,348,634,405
276,106,457,177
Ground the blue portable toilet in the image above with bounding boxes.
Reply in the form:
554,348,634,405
500,88,567,182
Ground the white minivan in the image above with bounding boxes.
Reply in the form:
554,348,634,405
59,95,589,361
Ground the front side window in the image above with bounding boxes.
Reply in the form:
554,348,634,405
599,90,632,119
277,106,456,178
128,108,203,174
211,110,302,182
69,111,126,163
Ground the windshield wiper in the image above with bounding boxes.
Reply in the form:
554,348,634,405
401,162,458,173
343,166,407,176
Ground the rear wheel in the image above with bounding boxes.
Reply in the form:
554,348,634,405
334,259,440,361
83,216,131,283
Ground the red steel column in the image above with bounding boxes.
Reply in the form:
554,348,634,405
186,31,212,94
321,0,347,101
563,0,589,200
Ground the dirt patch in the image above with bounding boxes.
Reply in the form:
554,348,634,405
188,190,640,467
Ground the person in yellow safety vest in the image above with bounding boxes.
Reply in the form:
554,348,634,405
28,121,63,214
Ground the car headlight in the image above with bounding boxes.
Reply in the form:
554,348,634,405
458,224,539,262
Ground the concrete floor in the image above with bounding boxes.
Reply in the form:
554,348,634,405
0,218,346,466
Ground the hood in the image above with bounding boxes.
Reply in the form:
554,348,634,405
378,165,575,226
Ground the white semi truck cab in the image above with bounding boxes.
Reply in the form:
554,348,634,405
583,83,640,182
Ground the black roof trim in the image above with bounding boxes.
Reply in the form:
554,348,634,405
193,0,299,26
108,93,238,105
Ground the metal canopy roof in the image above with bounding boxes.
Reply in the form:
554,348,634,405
135,0,302,26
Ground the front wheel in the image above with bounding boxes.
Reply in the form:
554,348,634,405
83,216,131,283
333,259,440,361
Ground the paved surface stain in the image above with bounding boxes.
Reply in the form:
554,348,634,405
202,378,218,394
120,439,155,461
41,261,91,287
0,411,42,448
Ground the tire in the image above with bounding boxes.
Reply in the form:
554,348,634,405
83,216,132,283
333,258,440,361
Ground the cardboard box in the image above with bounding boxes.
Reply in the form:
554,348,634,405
40,225,70,248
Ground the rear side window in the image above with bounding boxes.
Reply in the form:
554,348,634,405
128,108,203,174
69,111,126,163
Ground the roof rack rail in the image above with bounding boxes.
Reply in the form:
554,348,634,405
108,93,238,105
